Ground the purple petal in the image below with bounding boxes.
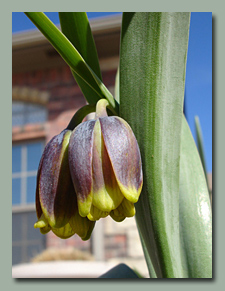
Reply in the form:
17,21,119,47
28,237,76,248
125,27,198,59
39,129,76,228
68,120,96,217
100,116,143,202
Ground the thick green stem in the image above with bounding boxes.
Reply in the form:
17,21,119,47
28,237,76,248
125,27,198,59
95,99,110,119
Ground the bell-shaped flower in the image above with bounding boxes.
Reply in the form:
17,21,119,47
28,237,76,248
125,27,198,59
68,99,143,221
34,129,95,240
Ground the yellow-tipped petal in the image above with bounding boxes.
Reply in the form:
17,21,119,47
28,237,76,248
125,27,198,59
68,120,96,217
51,222,75,239
91,119,124,212
81,222,96,241
38,129,77,229
110,199,136,222
110,211,126,222
100,116,143,203
114,183,141,204
87,205,109,221
77,193,93,217
118,198,136,217
92,186,123,212
70,210,95,240
34,219,47,229
34,214,51,234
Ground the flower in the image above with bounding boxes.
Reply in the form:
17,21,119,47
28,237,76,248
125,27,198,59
68,99,143,221
34,129,95,240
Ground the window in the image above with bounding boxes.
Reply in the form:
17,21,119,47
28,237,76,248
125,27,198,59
12,141,44,206
12,90,49,265
12,140,46,265
12,101,47,127
12,211,46,265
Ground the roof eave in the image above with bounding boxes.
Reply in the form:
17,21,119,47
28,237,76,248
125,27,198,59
12,14,122,49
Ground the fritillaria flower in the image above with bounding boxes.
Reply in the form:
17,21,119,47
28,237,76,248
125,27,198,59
68,99,143,222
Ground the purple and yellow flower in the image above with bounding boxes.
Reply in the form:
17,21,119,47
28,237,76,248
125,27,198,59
68,99,143,222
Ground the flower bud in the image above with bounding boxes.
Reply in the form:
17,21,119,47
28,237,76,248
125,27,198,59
34,129,95,240
68,99,143,221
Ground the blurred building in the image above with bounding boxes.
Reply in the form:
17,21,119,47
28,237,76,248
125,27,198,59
12,14,148,276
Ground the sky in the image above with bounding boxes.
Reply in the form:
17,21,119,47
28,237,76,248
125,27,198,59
12,12,212,173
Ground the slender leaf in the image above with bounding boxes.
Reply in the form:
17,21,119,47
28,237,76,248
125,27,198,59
114,68,120,103
194,115,210,193
24,12,119,114
179,116,212,278
59,13,104,104
138,228,157,278
120,12,190,278
59,12,102,80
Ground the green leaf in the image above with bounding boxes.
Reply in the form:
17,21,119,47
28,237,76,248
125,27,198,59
114,68,120,103
194,116,210,193
59,12,102,80
24,12,119,114
120,12,190,278
138,228,157,278
59,12,104,104
179,116,212,278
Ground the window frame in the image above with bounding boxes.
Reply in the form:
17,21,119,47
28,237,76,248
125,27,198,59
12,208,47,265
12,138,45,211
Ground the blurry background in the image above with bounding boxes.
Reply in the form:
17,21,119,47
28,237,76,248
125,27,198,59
12,12,212,278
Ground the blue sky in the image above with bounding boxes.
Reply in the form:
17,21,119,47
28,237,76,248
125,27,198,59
12,12,212,173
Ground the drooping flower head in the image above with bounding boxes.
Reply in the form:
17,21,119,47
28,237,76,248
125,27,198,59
68,99,143,221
